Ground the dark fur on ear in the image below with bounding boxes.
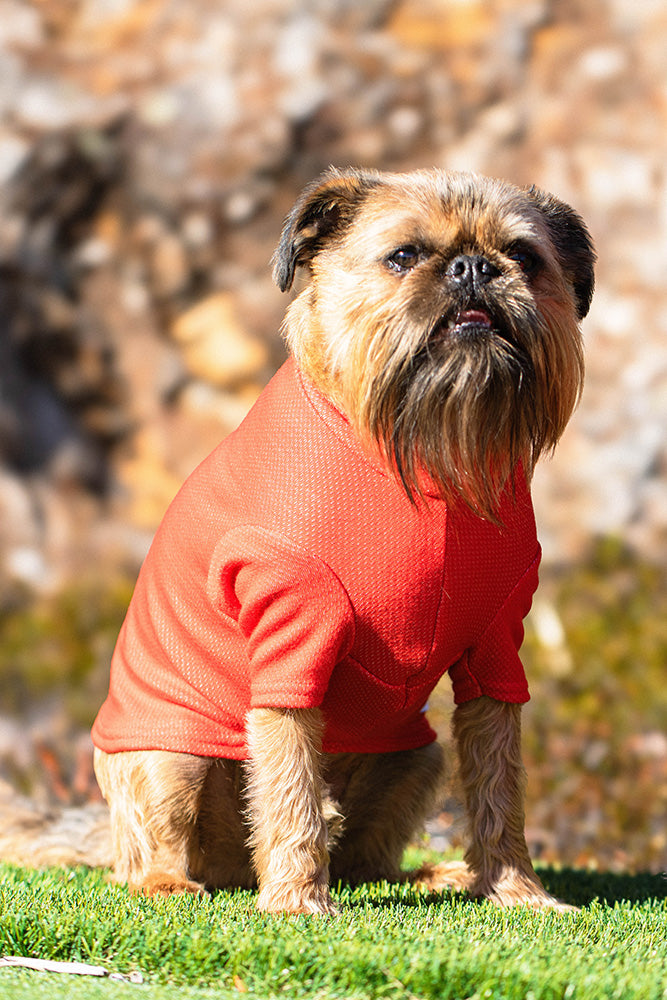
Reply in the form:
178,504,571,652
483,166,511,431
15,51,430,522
272,167,381,292
526,185,596,319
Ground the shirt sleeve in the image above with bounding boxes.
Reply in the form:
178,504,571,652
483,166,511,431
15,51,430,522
207,525,355,708
448,547,540,705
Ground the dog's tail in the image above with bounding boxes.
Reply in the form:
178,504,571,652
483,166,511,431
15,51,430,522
0,781,112,869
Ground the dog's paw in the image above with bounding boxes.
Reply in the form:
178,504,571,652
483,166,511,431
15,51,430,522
257,880,337,916
485,886,577,912
410,860,474,892
129,872,207,898
411,863,576,912
472,868,578,912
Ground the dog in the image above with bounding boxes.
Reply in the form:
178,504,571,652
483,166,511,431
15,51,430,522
92,167,595,915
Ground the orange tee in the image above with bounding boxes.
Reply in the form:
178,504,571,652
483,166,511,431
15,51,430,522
92,360,540,759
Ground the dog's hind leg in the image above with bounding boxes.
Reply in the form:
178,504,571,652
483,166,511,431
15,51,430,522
416,697,573,909
93,748,209,896
325,742,445,886
188,758,255,890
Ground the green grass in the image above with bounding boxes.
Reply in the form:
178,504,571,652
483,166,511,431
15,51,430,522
1,863,666,1000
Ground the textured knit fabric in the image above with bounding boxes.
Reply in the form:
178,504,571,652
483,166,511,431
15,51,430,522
92,359,541,759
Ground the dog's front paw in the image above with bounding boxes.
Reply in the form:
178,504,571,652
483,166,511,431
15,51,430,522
412,863,576,912
473,868,577,912
257,880,337,916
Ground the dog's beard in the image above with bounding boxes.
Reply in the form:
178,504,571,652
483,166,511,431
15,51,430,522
335,296,583,520
378,335,538,517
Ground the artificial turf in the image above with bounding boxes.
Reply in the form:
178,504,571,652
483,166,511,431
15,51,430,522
0,862,665,999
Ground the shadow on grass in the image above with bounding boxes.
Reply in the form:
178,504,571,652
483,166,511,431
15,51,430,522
539,867,667,907
51,862,667,912
332,868,667,912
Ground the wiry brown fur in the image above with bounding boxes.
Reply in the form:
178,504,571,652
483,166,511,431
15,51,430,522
245,708,334,914
7,168,594,915
278,167,592,518
93,749,255,895
93,721,445,914
416,698,573,910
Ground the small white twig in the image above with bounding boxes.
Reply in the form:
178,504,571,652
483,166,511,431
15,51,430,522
0,956,143,983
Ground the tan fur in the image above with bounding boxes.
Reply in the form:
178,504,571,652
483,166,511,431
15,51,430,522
414,698,574,910
94,748,210,895
91,717,445,914
324,740,444,886
7,169,594,914
278,168,592,518
245,708,334,914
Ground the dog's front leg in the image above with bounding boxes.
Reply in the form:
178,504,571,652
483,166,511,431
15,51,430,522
245,706,336,915
453,696,572,910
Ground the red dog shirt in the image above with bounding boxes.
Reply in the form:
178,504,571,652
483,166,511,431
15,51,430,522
92,359,540,759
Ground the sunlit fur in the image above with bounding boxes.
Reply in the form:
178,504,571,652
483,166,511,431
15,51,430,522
245,707,335,914
416,697,574,910
279,168,592,518
91,716,445,915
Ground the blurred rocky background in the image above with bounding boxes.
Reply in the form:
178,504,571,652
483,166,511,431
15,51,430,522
0,0,665,873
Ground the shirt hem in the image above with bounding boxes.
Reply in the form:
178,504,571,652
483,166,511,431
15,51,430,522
249,689,326,709
453,684,530,706
91,730,439,759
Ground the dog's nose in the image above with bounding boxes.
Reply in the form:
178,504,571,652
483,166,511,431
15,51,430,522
446,254,499,290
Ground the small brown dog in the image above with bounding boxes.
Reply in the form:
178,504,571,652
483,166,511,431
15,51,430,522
92,167,595,915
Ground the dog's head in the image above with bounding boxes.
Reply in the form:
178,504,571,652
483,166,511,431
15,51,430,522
273,167,595,518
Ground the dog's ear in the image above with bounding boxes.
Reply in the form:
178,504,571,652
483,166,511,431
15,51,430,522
272,167,381,292
526,186,596,319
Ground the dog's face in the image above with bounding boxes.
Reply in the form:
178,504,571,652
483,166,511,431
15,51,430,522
273,168,595,518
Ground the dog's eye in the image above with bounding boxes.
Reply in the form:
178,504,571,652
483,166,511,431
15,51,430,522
386,246,422,272
507,247,540,274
